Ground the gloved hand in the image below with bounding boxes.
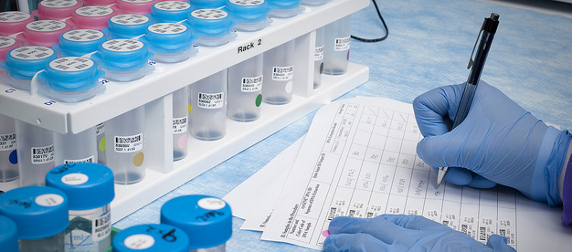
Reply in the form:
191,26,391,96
413,81,571,205
323,214,515,252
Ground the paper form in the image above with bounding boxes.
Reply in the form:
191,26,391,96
258,96,517,250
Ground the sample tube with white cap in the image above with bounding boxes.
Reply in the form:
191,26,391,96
112,223,190,252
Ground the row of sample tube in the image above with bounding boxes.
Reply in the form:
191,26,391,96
0,162,232,252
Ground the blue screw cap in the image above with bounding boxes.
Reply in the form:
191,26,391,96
151,1,193,23
0,46,57,80
140,23,197,53
53,29,107,57
112,224,190,252
38,57,105,93
0,215,18,252
190,0,225,10
102,14,153,39
91,39,154,71
225,0,271,23
187,9,236,38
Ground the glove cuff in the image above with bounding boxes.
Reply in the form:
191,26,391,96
537,128,571,206
561,136,572,225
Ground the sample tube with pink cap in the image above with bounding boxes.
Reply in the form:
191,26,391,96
0,37,19,61
21,20,72,47
32,0,82,21
83,0,116,6
67,6,119,30
115,0,160,15
0,11,35,37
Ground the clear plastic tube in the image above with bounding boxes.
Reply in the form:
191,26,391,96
66,205,111,252
323,16,351,75
227,54,263,122
173,86,189,161
54,126,97,165
190,70,227,141
262,40,295,105
0,113,18,183
15,120,55,186
20,232,65,252
313,27,325,89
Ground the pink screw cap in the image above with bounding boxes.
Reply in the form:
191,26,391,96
32,0,82,20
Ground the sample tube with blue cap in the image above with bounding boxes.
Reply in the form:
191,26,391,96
323,15,351,75
32,0,82,21
91,39,154,82
115,0,159,15
0,113,19,184
46,163,115,252
187,9,237,47
190,0,225,10
21,20,72,47
0,11,35,36
150,1,193,23
190,70,228,141
227,54,263,122
267,0,302,18
0,46,58,90
301,0,330,6
0,186,69,252
225,0,272,32
0,37,19,62
0,215,19,252
112,223,190,252
161,195,232,252
52,29,107,57
66,6,118,31
37,57,106,102
262,40,295,105
139,23,197,63
102,14,153,40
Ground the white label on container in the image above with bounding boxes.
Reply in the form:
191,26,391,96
314,45,324,61
198,197,226,210
0,133,16,150
148,23,187,35
334,36,351,51
110,14,150,25
92,211,111,242
40,0,78,8
114,133,143,153
75,6,113,17
155,1,190,10
10,46,54,60
272,66,294,81
103,39,144,52
61,173,89,185
31,144,55,164
192,9,228,20
230,0,265,5
26,20,67,32
197,92,224,109
63,29,104,42
63,156,95,164
35,194,64,207
241,75,263,92
0,37,16,49
96,123,105,135
49,57,94,72
124,234,155,249
0,11,31,23
172,116,188,134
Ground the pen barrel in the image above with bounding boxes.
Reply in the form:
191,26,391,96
467,30,494,86
452,82,478,128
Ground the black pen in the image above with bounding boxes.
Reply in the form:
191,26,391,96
436,13,500,187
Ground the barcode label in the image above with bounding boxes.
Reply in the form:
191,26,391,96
197,92,224,109
479,226,487,241
314,45,324,61
334,36,351,51
31,145,55,164
272,66,294,81
241,76,263,92
64,155,95,164
173,116,188,133
327,207,337,220
92,211,111,242
0,133,16,150
114,133,143,153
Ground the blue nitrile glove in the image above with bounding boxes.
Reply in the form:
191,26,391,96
413,81,571,205
324,214,516,252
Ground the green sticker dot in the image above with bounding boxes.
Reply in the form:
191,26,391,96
256,94,262,107
99,137,106,151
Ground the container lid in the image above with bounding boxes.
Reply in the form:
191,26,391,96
140,23,196,53
225,0,271,23
45,163,114,210
69,6,117,30
151,1,193,23
112,224,190,252
32,0,82,20
0,36,19,62
22,20,72,47
103,14,153,39
0,186,69,239
187,9,236,38
83,0,116,6
38,57,105,94
160,195,232,249
0,215,18,252
191,0,225,10
267,0,301,10
92,39,154,71
116,0,159,15
0,11,34,36
0,46,58,80
54,29,107,57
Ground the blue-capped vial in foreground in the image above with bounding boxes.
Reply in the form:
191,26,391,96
102,14,153,40
52,29,107,57
161,195,232,252
225,0,272,32
112,223,190,252
38,57,106,102
267,0,302,18
0,46,58,90
0,186,69,252
190,0,225,10
187,9,236,47
0,215,18,252
151,1,193,23
140,23,197,63
91,39,154,82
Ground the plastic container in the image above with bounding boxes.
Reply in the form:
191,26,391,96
52,29,108,57
267,0,302,18
313,27,324,89
0,46,58,90
115,0,159,15
262,40,295,105
150,1,193,23
140,23,197,63
53,127,98,165
190,70,227,141
21,20,72,47
96,122,107,164
187,9,236,47
172,86,189,161
301,0,330,6
83,0,116,6
46,163,115,252
323,15,351,75
67,6,118,30
0,11,35,36
0,186,69,252
161,195,232,252
112,224,190,252
91,39,154,82
225,0,272,32
105,106,146,185
102,14,153,40
0,215,18,252
227,54,263,122
37,57,106,102
190,0,225,10
14,120,56,186
32,0,82,20
0,36,19,62
0,114,18,183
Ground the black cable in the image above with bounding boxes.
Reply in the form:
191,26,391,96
351,0,389,43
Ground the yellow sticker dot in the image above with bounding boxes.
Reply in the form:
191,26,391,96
188,104,192,114
133,152,144,167
99,137,106,151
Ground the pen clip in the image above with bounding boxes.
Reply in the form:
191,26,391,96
468,22,485,69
